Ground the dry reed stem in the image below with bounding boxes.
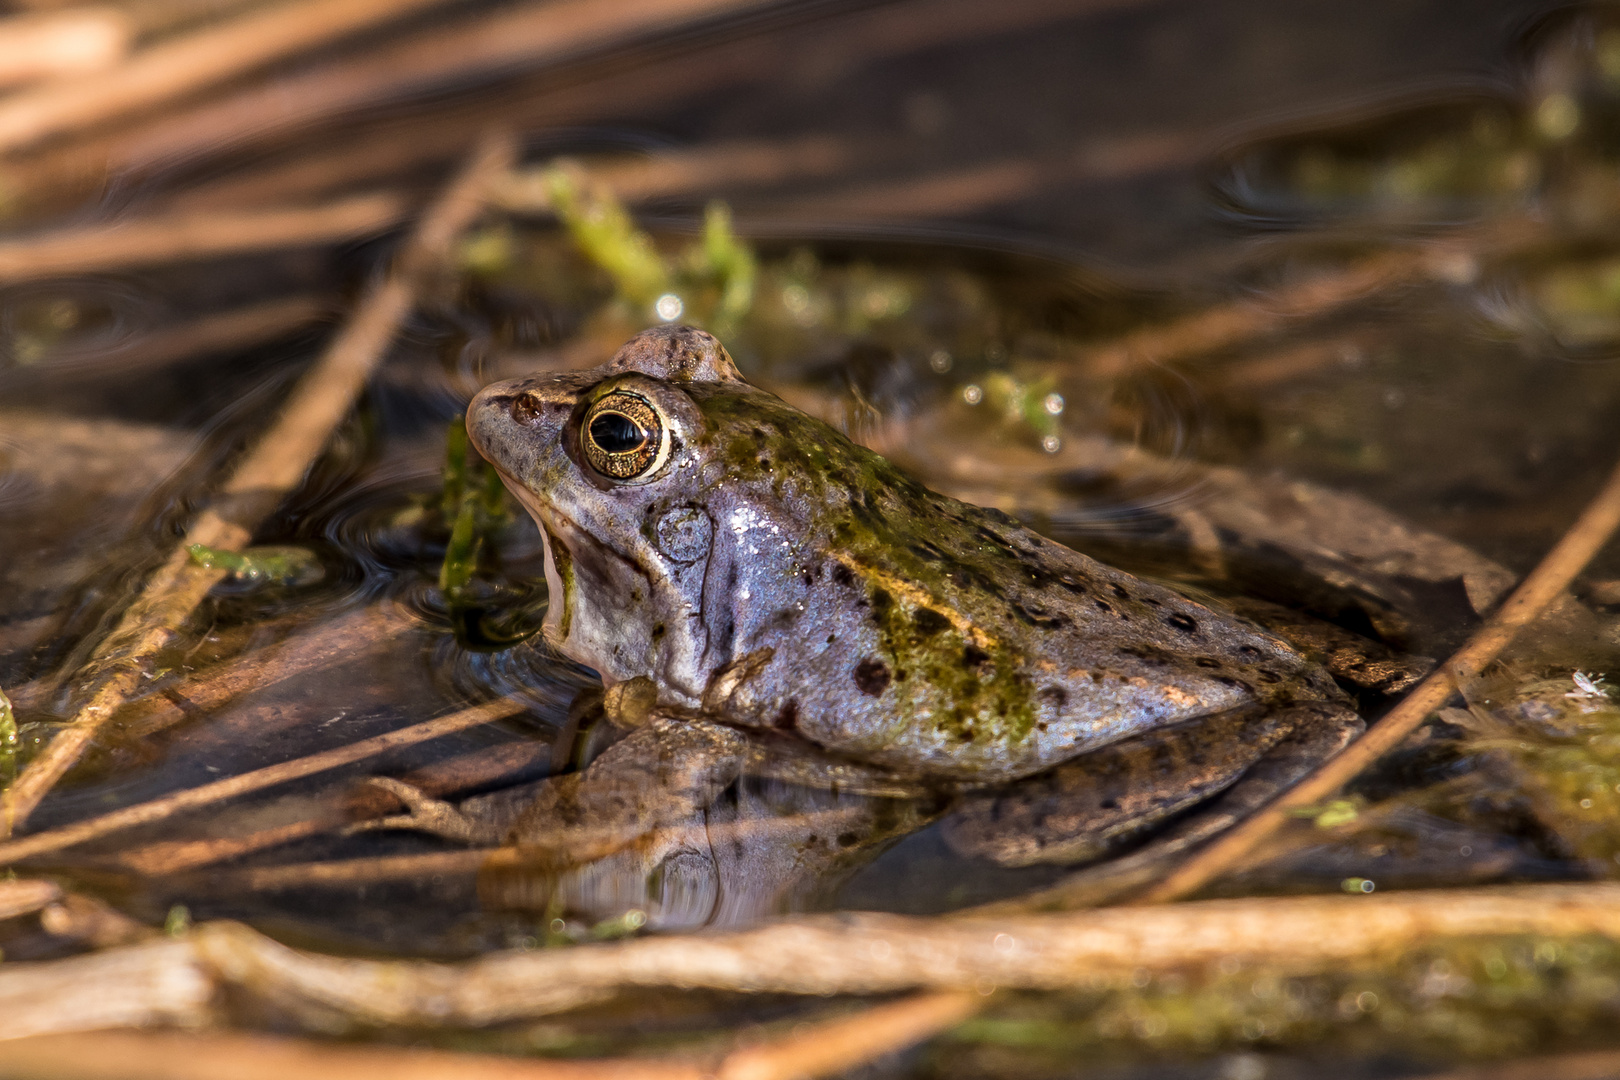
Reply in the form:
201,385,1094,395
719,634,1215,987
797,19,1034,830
0,133,514,837
716,992,981,1080
1417,1049,1620,1080
1140,445,1620,903
0,193,407,282
116,603,417,739
117,727,546,876
99,0,787,177
41,0,1154,209
0,1031,703,1080
120,817,344,876
0,698,526,866
0,0,459,155
5,883,1620,1036
233,848,497,889
36,891,151,949
0,991,977,1080
117,739,547,876
229,808,869,890
0,8,133,91
0,877,61,919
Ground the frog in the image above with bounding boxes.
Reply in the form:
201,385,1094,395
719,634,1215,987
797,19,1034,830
369,324,1371,911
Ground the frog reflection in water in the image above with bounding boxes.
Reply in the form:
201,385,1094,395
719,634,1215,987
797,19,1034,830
373,326,1368,922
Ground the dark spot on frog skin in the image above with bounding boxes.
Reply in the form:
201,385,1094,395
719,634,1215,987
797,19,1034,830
1037,686,1068,711
1256,668,1282,684
836,832,859,848
963,644,990,669
1099,797,1120,810
913,608,951,636
832,563,855,588
1110,584,1130,600
853,658,892,696
975,526,1019,555
774,700,800,730
1238,645,1263,659
871,588,894,620
1194,657,1222,669
1167,613,1199,633
1011,602,1069,630
1094,599,1115,615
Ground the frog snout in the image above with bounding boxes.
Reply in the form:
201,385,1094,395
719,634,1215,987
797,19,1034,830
466,381,575,462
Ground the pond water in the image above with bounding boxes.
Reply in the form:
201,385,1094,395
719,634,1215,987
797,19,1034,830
5,0,1620,1072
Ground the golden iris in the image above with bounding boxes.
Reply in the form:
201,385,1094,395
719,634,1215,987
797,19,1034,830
582,391,663,479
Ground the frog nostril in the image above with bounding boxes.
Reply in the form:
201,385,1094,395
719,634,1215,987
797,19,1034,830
510,392,545,426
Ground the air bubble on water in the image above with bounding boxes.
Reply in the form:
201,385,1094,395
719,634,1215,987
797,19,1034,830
962,384,983,405
929,349,952,373
654,293,684,321
1041,435,1062,453
1042,392,1065,416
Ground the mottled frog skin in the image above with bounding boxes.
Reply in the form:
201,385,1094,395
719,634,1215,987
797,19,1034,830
466,326,1351,786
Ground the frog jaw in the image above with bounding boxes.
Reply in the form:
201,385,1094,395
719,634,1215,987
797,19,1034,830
496,472,711,706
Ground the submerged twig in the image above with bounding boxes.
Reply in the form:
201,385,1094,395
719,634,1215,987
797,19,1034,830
114,733,547,876
232,849,497,890
0,698,526,866
0,133,515,837
226,808,871,890
0,193,406,283
115,603,417,740
33,295,330,380
0,991,976,1080
0,0,458,155
1139,447,1620,904
4,883,1620,1036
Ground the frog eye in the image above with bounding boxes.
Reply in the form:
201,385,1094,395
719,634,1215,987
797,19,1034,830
581,390,669,481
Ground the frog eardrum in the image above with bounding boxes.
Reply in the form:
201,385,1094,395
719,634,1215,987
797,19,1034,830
581,388,668,480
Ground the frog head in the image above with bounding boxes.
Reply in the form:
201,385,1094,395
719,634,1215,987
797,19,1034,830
467,326,757,703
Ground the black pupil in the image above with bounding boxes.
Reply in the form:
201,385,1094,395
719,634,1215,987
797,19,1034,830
590,411,648,454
